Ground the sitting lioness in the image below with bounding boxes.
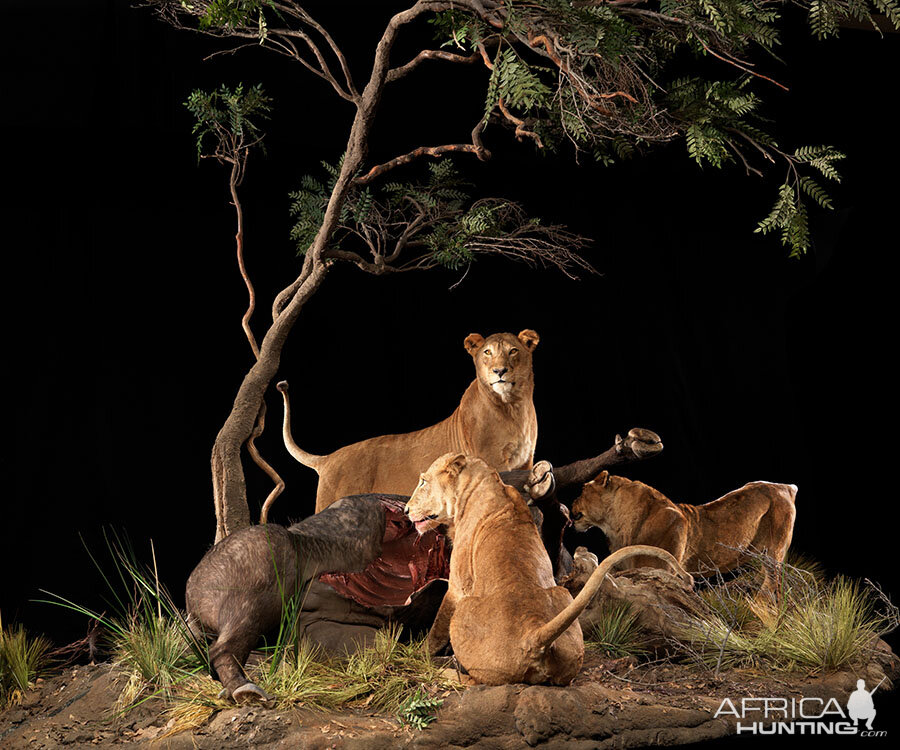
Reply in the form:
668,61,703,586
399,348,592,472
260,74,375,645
406,454,688,686
571,472,797,579
280,330,540,512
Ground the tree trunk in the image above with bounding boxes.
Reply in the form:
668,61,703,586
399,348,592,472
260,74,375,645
212,262,328,542
208,5,419,543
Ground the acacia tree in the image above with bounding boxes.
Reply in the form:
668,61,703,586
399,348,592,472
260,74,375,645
149,0,898,542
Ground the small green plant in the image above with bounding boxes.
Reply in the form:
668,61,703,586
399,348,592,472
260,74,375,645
397,687,444,729
0,613,50,708
584,600,648,659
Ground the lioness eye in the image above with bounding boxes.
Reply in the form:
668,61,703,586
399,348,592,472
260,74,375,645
509,348,518,356
483,349,493,357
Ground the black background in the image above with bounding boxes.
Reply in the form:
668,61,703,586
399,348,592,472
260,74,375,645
3,0,898,744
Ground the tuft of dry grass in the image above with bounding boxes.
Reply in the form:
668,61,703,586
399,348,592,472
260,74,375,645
111,613,203,711
0,613,51,708
675,550,898,673
254,624,460,714
584,601,648,658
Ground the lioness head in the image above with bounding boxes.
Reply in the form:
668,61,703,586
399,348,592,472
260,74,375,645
570,471,635,533
464,329,539,403
406,453,490,535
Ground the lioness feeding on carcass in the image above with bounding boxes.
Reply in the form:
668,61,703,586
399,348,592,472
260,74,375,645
571,471,797,583
406,453,690,686
279,329,541,512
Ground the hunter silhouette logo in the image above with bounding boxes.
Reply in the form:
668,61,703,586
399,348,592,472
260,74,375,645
847,678,885,731
714,678,888,736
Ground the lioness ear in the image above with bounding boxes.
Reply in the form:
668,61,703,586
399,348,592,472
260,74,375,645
596,470,610,487
517,329,540,352
464,333,485,355
447,453,467,476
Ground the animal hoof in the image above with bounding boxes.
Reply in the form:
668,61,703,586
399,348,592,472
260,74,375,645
527,460,555,501
617,428,663,458
232,682,272,704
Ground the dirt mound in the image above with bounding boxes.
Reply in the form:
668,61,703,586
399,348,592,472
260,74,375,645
2,646,896,749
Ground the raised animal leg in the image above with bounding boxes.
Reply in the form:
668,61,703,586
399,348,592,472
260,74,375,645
426,589,458,656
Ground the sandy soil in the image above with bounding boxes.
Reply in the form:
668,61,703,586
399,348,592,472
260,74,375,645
2,646,895,749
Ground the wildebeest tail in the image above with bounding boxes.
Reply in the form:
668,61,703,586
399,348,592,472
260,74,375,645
526,545,690,655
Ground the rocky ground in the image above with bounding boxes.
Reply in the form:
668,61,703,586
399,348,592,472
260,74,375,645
2,645,896,749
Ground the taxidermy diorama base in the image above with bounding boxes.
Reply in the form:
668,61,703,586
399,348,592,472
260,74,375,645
1,629,895,749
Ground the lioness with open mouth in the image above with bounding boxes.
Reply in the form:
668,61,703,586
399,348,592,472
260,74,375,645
406,453,689,686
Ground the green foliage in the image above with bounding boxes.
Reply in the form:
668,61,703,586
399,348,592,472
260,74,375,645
427,0,898,256
484,46,553,119
585,600,648,658
185,83,271,160
0,614,51,708
290,158,546,271
193,0,273,32
397,688,444,730
288,169,330,251
753,145,843,256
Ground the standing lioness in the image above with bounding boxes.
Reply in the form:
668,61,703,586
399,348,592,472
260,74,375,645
572,471,797,578
406,454,687,686
280,330,540,512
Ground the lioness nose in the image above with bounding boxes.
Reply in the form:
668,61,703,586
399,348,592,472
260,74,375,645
493,367,508,377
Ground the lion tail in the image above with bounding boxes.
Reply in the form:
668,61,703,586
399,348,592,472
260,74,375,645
526,545,690,654
276,380,325,470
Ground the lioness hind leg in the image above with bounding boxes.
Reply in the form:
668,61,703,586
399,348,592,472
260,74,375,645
751,496,796,604
449,597,523,685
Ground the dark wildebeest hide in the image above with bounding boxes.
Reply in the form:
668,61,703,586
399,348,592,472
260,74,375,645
186,495,424,701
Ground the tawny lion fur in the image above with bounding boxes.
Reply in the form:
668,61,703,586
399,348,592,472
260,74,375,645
405,454,688,686
280,330,540,512
572,471,797,576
